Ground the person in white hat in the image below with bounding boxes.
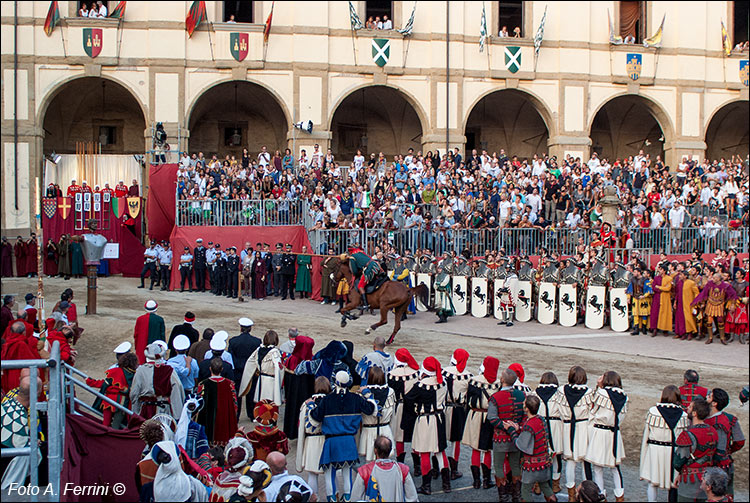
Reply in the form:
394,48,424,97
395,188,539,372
109,341,132,370
133,300,165,364
167,334,199,393
85,350,139,429
130,343,185,420
228,318,261,418
203,330,235,369
198,333,234,382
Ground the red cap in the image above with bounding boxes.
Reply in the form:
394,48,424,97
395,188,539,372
509,363,525,383
395,348,419,370
184,314,195,323
422,357,443,384
451,349,470,373
482,356,500,383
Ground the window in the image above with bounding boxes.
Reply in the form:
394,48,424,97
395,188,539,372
619,1,647,44
98,126,116,146
224,126,244,147
733,1,749,47
498,1,524,38
223,0,253,23
75,1,108,17
365,1,393,28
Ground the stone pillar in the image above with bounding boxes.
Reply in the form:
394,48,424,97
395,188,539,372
286,128,332,160
547,136,592,162
420,131,466,157
600,185,620,227
664,139,707,170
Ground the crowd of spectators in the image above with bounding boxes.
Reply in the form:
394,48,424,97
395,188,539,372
172,142,749,251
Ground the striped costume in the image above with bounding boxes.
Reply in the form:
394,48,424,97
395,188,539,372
673,424,718,501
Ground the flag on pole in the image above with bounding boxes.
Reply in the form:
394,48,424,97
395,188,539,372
349,1,363,30
109,1,127,19
721,21,732,56
534,5,547,59
643,14,664,48
479,3,488,53
44,1,60,37
608,9,623,45
398,2,417,36
264,1,275,44
186,0,207,38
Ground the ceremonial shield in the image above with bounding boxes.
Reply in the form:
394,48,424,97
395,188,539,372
127,197,141,218
504,46,521,73
492,280,505,320
83,28,102,58
230,32,249,61
452,275,468,315
112,196,126,218
558,284,577,327
415,273,431,312
471,278,488,318
515,280,532,322
741,60,749,87
585,285,607,330
409,271,416,292
537,282,556,325
609,287,629,332
627,53,641,81
372,38,390,67
42,198,57,219
57,197,72,220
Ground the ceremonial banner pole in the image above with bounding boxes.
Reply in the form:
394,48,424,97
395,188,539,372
35,176,45,326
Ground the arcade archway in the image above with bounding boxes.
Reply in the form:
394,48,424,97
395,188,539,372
705,100,749,163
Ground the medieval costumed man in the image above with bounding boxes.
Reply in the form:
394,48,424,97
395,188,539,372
239,330,283,410
650,263,674,337
726,269,749,344
487,367,527,502
150,441,208,502
534,372,564,494
211,437,255,501
130,343,185,420
639,385,690,503
390,256,417,315
134,300,166,364
442,349,472,481
462,356,501,490
704,388,746,499
503,394,557,503
296,376,331,497
85,352,139,429
195,357,238,445
497,262,520,327
402,357,450,495
627,268,653,335
691,272,738,345
343,248,384,310
388,348,421,473
679,369,708,411
585,371,628,502
551,365,595,502
311,370,376,502
245,399,289,462
674,268,701,340
359,366,397,462
434,265,455,323
673,397,718,502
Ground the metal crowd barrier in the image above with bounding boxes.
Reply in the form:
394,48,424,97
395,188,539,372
176,198,309,227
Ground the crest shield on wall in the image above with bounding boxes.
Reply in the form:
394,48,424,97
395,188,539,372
372,38,390,67
42,198,57,219
627,53,642,81
83,28,103,58
504,46,521,73
230,32,249,61
741,60,749,87
127,197,141,218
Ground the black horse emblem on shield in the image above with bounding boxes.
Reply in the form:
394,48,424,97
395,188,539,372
517,289,529,308
561,293,575,313
612,296,627,318
454,283,465,302
473,286,486,304
540,290,553,311
588,295,603,315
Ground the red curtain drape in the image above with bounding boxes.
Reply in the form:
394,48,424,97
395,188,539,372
146,163,178,243
619,1,640,39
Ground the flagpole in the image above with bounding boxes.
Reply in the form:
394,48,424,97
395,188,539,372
207,23,215,62
59,18,67,58
116,16,124,63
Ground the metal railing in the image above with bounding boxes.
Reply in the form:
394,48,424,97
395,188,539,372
1,342,63,502
1,341,134,501
176,198,312,227
306,226,748,256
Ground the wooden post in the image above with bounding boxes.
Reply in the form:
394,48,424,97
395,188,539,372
86,264,98,314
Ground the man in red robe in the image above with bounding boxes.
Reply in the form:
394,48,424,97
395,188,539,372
25,234,38,278
1,321,37,394
196,357,238,444
134,300,166,364
14,236,27,277
66,179,82,197
114,180,128,198
81,181,93,194
245,399,289,461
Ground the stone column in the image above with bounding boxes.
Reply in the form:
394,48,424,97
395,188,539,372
599,185,620,227
547,135,592,163
664,139,707,170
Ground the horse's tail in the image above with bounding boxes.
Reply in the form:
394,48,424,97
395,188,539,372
411,284,431,311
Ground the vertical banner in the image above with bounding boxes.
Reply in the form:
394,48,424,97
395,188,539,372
75,192,84,230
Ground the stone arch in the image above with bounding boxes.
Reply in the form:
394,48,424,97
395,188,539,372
186,80,291,157
588,93,674,162
704,99,749,162
463,88,555,158
328,84,428,160
40,76,148,154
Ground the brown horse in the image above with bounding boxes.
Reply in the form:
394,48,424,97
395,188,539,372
334,260,430,345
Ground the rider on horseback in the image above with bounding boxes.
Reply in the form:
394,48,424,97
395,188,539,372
340,247,384,311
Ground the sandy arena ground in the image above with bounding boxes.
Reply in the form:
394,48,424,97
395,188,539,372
2,275,748,502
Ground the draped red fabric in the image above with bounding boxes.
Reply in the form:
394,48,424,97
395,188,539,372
145,163,178,243
168,225,324,300
619,1,641,39
61,412,145,502
42,205,145,276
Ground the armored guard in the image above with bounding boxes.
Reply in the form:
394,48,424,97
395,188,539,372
610,263,632,332
559,259,582,327
537,260,559,324
515,257,535,322
435,263,454,323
